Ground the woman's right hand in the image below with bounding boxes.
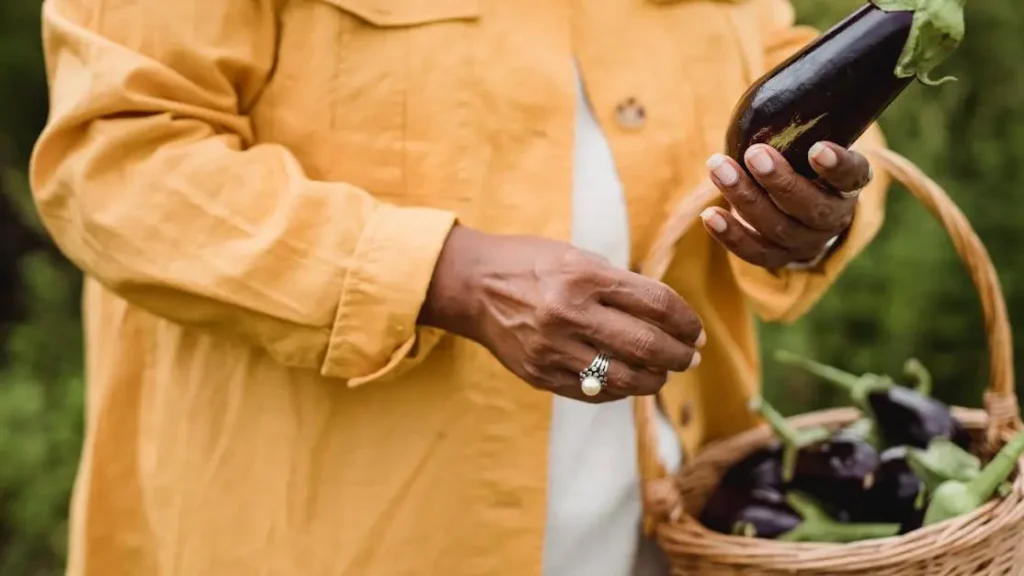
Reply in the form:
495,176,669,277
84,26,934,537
419,225,706,403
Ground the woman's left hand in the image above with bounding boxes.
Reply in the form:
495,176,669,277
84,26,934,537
700,141,872,270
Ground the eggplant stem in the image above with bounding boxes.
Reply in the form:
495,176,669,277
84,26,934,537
964,430,1024,505
903,358,933,396
749,396,828,481
778,492,901,543
773,350,890,408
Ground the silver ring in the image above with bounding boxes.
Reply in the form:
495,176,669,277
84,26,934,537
840,166,873,199
839,187,862,200
579,353,611,397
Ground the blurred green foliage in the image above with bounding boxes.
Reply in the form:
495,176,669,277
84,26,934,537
0,0,1023,573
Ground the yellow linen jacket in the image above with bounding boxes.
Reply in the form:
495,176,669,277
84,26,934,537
30,0,889,574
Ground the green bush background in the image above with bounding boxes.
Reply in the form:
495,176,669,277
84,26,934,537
1,0,1021,573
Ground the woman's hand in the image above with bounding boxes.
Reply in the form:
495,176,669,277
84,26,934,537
701,142,873,270
419,226,705,403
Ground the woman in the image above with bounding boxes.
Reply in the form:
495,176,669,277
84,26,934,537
30,0,885,574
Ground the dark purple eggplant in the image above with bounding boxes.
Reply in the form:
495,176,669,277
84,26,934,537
789,426,881,519
856,446,927,533
750,397,879,519
868,385,972,449
700,484,800,538
725,0,966,182
699,446,788,534
774,351,971,451
719,444,785,489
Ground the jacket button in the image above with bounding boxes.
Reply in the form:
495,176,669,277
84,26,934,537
615,97,646,131
679,401,693,427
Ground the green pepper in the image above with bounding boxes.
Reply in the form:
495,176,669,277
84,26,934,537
777,492,901,543
922,429,1024,526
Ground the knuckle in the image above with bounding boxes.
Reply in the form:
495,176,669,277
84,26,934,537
522,337,551,365
631,329,660,363
610,364,638,391
770,221,794,247
521,361,545,384
643,285,673,319
732,182,760,204
810,202,836,229
767,168,798,195
538,291,575,328
679,313,703,341
561,250,602,283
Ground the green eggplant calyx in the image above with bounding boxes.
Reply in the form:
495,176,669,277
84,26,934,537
903,357,933,396
913,481,927,510
748,396,829,482
732,521,758,538
906,438,981,494
843,417,884,450
778,492,901,543
772,350,891,409
998,481,1013,498
870,0,965,86
923,430,1024,526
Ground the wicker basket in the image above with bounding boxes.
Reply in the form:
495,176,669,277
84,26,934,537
633,146,1024,575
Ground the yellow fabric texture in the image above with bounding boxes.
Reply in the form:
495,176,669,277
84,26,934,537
30,0,889,574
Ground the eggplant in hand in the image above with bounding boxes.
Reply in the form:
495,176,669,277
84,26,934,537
774,351,971,450
751,397,879,518
725,0,966,182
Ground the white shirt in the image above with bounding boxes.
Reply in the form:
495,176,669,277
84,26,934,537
542,68,683,576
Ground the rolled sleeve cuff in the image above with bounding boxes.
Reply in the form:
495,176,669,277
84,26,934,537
730,168,889,324
321,203,457,385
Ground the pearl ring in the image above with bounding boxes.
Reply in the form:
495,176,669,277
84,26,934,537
579,353,611,397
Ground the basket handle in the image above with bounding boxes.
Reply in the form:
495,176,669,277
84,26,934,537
633,144,1022,533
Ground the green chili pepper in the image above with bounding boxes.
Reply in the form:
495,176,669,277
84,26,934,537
777,492,901,543
922,429,1024,526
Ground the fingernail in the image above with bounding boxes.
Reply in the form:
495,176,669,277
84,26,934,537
688,352,702,370
809,142,838,168
746,146,775,175
700,208,727,233
696,330,707,348
706,154,738,186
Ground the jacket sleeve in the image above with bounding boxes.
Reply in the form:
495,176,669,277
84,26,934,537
30,0,456,386
727,0,891,324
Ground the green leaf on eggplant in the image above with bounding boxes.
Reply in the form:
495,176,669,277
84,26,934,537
870,0,966,86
